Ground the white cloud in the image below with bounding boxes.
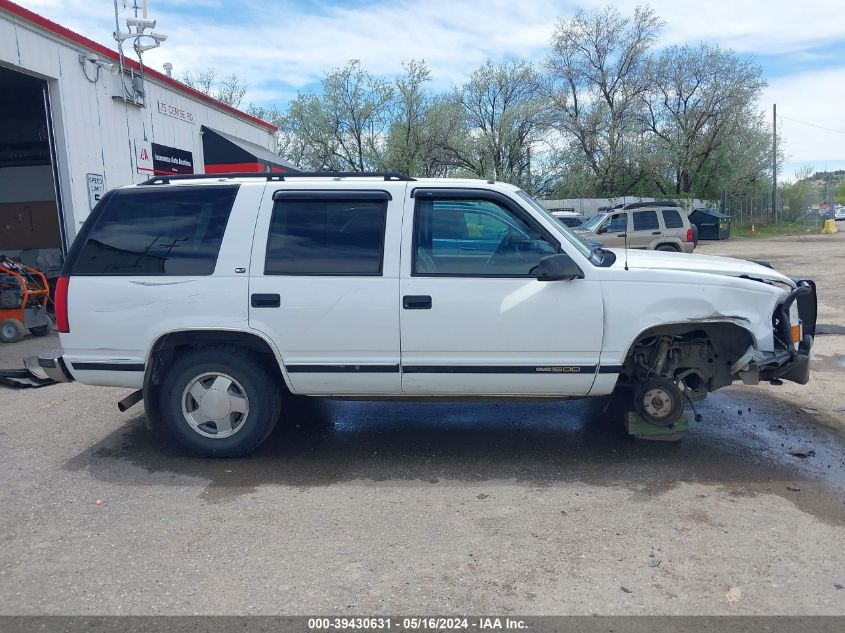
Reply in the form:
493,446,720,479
13,0,845,172
578,0,845,55
17,0,559,95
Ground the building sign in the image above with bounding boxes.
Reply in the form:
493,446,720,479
151,142,194,175
158,100,194,124
135,139,194,175
86,173,105,210
136,139,154,174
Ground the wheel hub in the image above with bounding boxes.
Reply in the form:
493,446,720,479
198,389,232,420
643,387,674,419
181,372,249,439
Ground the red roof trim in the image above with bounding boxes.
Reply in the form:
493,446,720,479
0,0,278,133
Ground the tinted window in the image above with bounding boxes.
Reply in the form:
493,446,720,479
414,198,557,276
73,186,238,275
265,198,386,275
605,214,628,233
582,212,607,231
557,216,583,228
633,210,659,231
662,209,684,229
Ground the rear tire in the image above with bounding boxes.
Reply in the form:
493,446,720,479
159,346,281,457
656,244,678,252
0,319,26,343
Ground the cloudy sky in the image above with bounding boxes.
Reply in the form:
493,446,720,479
17,0,845,180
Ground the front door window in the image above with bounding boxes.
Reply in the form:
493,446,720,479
414,198,558,276
604,213,628,234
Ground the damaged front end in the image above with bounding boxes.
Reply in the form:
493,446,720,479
733,279,816,386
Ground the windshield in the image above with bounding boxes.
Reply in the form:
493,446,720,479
514,190,593,259
581,212,608,232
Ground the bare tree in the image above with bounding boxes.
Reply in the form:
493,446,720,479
642,44,768,197
546,5,663,195
385,60,433,175
280,60,394,171
434,59,550,189
182,68,247,107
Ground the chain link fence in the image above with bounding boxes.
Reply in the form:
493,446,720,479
723,191,829,232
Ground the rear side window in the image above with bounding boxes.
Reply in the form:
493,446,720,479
72,186,238,275
265,197,387,275
662,209,684,229
633,210,659,231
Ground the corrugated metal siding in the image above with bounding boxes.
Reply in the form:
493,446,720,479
0,14,19,61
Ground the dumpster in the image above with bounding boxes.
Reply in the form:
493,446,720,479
690,208,731,240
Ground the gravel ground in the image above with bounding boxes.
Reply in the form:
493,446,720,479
1,231,844,616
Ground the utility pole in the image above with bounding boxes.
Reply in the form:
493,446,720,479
772,103,777,223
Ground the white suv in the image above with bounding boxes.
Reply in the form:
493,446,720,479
39,172,816,456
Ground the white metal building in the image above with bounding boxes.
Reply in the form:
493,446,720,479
0,0,292,279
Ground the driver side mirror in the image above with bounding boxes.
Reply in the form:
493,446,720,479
596,225,607,234
531,253,584,282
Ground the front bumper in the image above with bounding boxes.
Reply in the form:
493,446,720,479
754,336,812,384
736,279,816,386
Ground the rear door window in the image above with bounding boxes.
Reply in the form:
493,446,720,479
633,210,659,231
265,196,387,275
72,186,238,275
662,209,684,229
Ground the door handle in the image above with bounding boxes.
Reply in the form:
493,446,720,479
652,231,662,235
403,295,432,310
251,293,280,308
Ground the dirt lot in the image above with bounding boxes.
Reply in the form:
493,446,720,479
1,231,844,616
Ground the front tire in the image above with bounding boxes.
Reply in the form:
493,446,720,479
159,346,281,457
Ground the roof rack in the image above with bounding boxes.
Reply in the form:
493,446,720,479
621,200,680,210
140,171,416,185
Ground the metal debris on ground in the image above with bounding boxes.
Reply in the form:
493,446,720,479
0,356,57,389
788,446,816,458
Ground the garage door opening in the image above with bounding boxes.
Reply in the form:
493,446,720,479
0,65,66,282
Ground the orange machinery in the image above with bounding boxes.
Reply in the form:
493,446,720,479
0,258,52,343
